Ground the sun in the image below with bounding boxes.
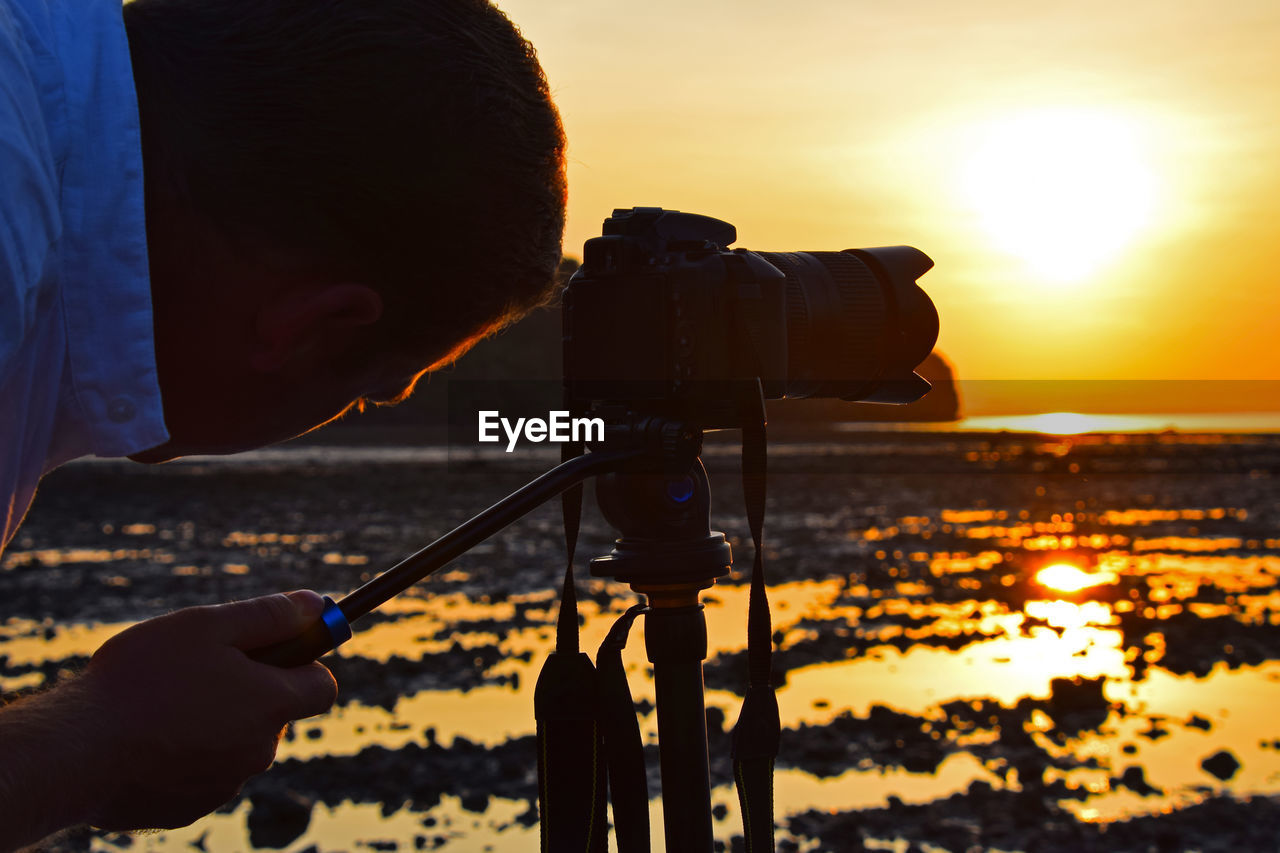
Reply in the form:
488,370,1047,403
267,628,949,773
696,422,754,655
959,107,1160,284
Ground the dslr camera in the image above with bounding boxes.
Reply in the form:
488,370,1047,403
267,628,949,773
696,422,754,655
562,207,939,429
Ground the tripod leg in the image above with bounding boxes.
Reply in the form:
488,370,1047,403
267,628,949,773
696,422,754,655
643,599,714,853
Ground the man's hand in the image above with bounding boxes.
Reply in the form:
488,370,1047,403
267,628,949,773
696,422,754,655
0,591,338,850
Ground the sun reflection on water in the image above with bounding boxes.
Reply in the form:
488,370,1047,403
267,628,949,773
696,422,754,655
1036,562,1119,593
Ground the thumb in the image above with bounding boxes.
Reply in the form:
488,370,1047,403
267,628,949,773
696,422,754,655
204,590,326,650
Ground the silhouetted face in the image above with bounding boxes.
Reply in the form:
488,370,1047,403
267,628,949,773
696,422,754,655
129,207,440,463
131,347,428,463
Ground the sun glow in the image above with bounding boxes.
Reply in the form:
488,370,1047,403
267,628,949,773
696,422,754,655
1036,562,1119,594
960,107,1160,284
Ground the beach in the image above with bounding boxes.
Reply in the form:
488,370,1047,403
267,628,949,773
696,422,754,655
3,429,1278,851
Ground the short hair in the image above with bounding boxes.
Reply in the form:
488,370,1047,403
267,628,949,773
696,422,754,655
123,0,567,371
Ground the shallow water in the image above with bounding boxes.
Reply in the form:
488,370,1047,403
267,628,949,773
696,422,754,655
3,431,1278,851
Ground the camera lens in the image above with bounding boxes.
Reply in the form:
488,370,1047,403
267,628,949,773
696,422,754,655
754,248,937,402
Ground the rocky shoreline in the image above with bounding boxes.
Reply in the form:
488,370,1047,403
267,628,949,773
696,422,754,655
4,431,1278,851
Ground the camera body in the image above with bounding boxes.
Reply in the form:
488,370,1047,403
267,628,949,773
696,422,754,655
563,207,938,430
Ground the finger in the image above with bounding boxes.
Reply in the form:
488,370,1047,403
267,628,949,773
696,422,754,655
271,661,339,721
236,736,282,776
204,591,326,650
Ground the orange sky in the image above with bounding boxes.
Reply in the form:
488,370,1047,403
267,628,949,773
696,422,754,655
499,0,1280,411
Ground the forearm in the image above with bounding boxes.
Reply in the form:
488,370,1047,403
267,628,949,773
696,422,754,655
0,679,109,852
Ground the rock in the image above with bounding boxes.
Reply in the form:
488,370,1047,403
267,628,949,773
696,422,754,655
1047,676,1109,734
1200,750,1241,781
459,790,490,813
1048,676,1106,714
247,789,314,849
517,801,539,826
1115,766,1160,796
1139,718,1170,741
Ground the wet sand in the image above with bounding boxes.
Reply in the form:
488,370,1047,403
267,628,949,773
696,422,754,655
3,431,1279,851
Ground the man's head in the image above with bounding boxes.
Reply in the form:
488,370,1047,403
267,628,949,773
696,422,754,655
123,0,566,459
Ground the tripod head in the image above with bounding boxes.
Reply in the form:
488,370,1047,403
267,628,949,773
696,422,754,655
591,452,732,591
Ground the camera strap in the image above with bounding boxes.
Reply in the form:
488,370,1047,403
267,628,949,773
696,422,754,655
731,392,780,852
596,603,651,852
534,440,609,853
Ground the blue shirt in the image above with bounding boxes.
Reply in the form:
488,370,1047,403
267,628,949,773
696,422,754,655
1,0,168,552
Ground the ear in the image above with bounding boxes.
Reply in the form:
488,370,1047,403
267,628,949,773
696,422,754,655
251,283,383,372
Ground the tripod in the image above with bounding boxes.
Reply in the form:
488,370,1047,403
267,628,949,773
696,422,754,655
250,417,768,852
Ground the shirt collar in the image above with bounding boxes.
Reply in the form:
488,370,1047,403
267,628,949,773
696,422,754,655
49,0,168,458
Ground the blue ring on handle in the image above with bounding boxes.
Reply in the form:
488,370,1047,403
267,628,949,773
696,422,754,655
320,596,352,646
